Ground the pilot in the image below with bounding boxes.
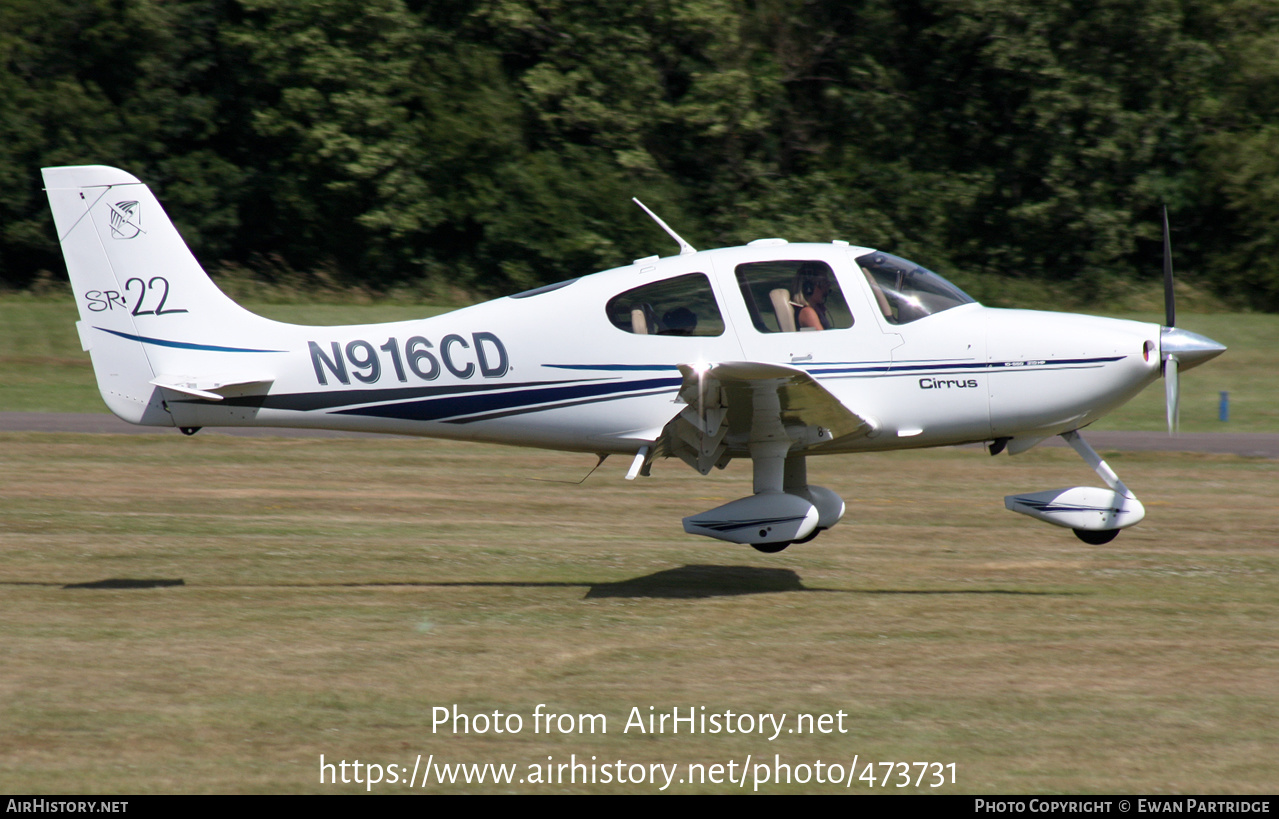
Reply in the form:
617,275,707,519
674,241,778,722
793,262,833,330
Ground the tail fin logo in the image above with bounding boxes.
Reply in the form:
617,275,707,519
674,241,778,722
108,201,142,239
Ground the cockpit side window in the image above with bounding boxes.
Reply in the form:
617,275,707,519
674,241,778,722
855,252,976,325
735,260,854,333
605,273,724,337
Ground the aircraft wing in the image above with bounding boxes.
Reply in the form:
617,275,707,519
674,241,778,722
653,361,877,475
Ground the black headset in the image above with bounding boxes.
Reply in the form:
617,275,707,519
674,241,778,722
800,266,826,298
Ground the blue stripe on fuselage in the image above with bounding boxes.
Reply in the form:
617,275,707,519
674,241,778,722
334,376,682,422
95,327,285,354
805,355,1125,376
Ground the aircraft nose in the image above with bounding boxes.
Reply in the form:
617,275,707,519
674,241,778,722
1160,326,1226,372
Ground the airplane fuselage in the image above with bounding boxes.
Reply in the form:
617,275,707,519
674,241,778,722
136,242,1163,457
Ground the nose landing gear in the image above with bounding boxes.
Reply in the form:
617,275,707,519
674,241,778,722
1005,430,1145,542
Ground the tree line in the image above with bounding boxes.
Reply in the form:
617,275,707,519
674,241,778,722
2,0,1278,308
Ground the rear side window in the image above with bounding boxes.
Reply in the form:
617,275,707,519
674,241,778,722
606,273,724,336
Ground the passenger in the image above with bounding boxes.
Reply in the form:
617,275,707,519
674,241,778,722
793,262,833,330
660,306,698,336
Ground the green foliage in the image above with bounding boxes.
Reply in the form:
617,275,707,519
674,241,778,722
0,0,246,277
1195,0,1279,309
0,0,1277,307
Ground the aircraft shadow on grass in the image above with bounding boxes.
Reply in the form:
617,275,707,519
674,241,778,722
62,578,185,589
44,567,800,599
585,564,804,598
577,566,1076,599
28,567,1076,600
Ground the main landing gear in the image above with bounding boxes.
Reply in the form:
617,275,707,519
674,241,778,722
684,443,846,551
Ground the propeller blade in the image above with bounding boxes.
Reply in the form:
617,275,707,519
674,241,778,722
1164,353,1180,435
1163,205,1175,329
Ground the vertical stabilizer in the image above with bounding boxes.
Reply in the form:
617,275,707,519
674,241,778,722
42,165,279,425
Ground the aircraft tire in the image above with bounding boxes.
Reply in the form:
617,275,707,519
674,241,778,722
1073,528,1119,545
751,542,792,553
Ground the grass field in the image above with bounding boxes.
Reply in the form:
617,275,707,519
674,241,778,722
1,432,1276,793
2,293,1276,792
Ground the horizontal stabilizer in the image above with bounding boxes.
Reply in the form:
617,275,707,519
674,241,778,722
149,375,275,402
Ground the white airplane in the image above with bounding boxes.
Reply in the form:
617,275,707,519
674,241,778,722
43,165,1226,552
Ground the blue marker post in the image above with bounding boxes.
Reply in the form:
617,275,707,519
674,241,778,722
1219,391,1229,422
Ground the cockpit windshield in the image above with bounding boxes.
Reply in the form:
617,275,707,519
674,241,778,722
855,252,976,325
